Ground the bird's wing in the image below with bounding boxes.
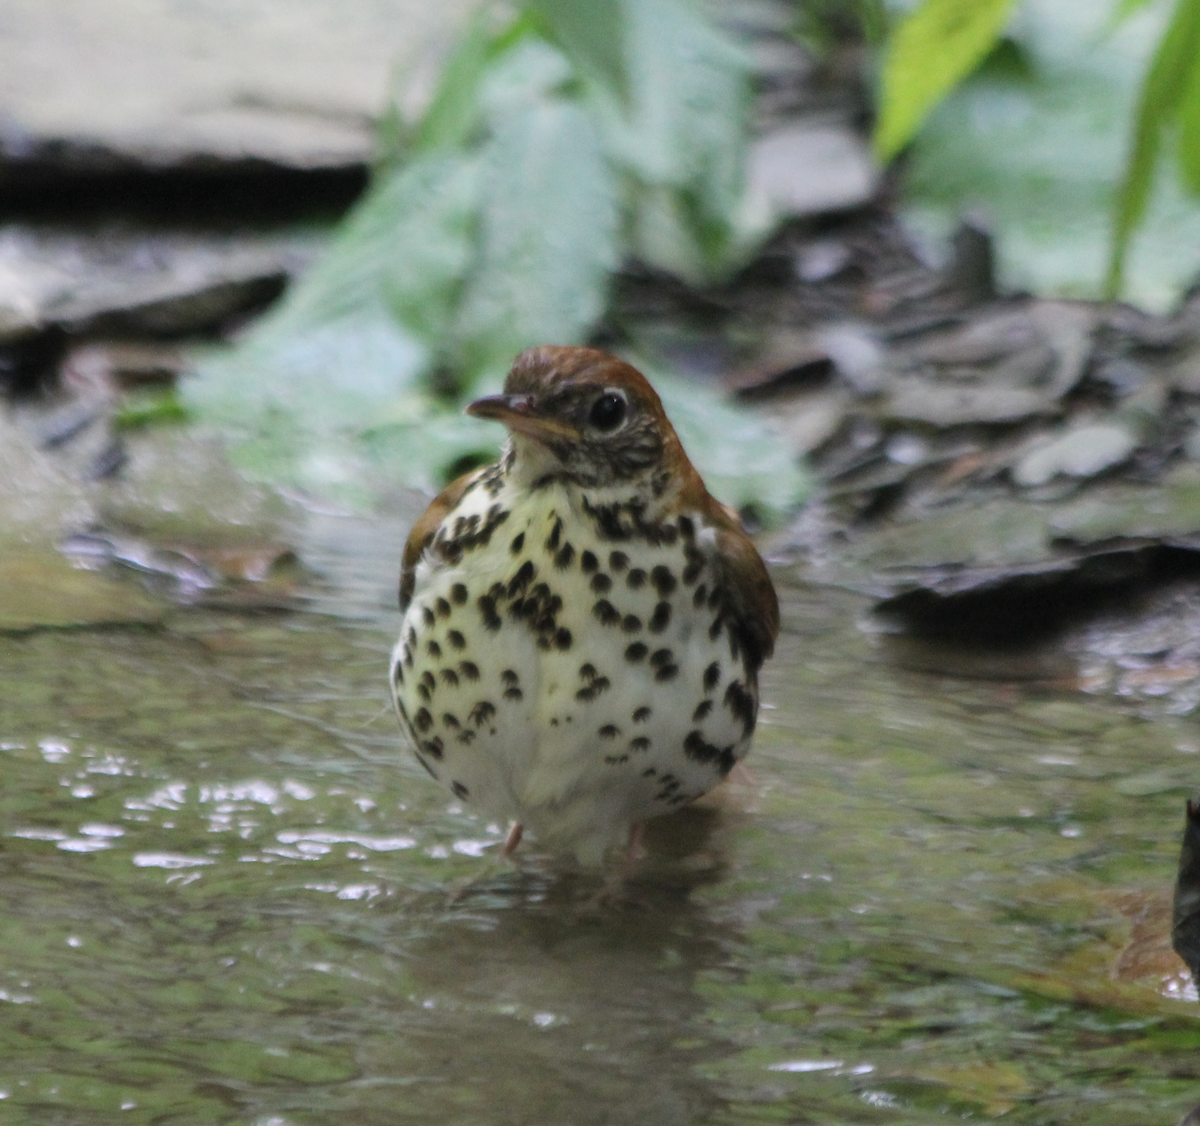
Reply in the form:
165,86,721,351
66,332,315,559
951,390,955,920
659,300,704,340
702,497,780,675
398,469,480,611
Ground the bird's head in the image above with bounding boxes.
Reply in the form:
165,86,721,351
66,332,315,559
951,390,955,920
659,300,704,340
466,346,697,494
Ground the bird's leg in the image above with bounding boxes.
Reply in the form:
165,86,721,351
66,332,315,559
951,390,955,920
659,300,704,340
447,822,526,904
621,820,645,879
584,821,646,910
502,821,524,856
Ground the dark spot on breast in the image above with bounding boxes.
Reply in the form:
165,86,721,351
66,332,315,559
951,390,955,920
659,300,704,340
436,597,452,618
421,671,436,692
598,724,619,739
654,662,679,682
642,767,657,777
555,542,575,569
504,686,523,701
693,700,713,722
725,680,757,736
709,617,723,641
593,599,620,626
402,644,413,669
651,565,677,596
633,706,652,723
507,559,536,597
416,684,430,701
622,614,641,633
554,627,572,651
703,661,720,692
501,669,519,686
458,729,476,744
393,663,404,686
581,550,598,573
440,668,460,688
625,642,648,662
459,660,480,681
469,700,497,727
546,517,562,551
415,708,433,733
579,663,597,680
630,736,650,752
683,558,704,585
649,648,674,668
626,568,646,590
678,515,695,540
510,532,525,554
609,550,628,572
478,594,502,631
683,729,736,774
448,630,465,650
590,573,612,594
649,602,672,632
451,781,469,799
443,713,460,729
451,583,468,605
427,640,442,659
422,606,436,628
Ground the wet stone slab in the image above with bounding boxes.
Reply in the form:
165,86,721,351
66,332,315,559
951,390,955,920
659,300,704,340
0,0,475,176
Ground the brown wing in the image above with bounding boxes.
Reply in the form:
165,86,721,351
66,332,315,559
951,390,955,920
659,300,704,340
701,494,780,676
398,470,480,611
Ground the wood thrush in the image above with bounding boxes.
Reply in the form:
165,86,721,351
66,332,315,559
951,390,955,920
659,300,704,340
389,346,779,865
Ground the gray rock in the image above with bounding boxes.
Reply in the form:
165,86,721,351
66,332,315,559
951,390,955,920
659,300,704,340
747,120,877,219
0,0,473,173
1013,422,1138,487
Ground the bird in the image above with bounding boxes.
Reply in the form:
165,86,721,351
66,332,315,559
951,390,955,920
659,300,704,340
388,345,779,867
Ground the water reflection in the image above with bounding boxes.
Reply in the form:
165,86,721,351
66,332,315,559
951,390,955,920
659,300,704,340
0,552,1197,1122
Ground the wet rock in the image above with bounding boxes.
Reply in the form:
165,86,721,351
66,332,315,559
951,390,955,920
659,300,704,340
0,548,167,632
1012,421,1139,487
98,430,298,548
0,227,314,342
0,407,95,542
747,121,877,219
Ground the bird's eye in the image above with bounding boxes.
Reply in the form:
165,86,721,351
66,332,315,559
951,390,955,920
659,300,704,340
589,391,626,432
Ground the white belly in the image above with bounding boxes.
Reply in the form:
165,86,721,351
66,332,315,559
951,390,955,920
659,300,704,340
389,483,756,864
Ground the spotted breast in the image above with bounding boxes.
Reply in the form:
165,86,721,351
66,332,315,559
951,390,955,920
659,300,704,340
389,345,779,866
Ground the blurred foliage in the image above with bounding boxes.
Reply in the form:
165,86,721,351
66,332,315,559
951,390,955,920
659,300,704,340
187,0,808,519
874,0,1200,298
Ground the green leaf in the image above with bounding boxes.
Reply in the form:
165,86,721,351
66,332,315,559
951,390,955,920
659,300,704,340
183,151,482,499
1176,38,1200,192
408,12,503,156
453,98,619,387
526,0,629,103
580,0,758,281
1107,0,1200,295
873,0,1021,162
1111,0,1161,25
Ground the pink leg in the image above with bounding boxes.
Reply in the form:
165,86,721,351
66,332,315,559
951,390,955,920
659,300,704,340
502,821,524,856
621,820,645,877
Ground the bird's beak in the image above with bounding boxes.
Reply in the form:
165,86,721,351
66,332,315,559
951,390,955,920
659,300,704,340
466,393,580,443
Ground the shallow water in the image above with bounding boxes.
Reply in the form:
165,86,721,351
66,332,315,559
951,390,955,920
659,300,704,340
2,518,1199,1124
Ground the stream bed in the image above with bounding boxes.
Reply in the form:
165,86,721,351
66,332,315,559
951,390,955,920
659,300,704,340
1,516,1198,1124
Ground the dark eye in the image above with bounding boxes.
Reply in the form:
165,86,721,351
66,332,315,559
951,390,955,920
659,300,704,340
589,392,626,432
